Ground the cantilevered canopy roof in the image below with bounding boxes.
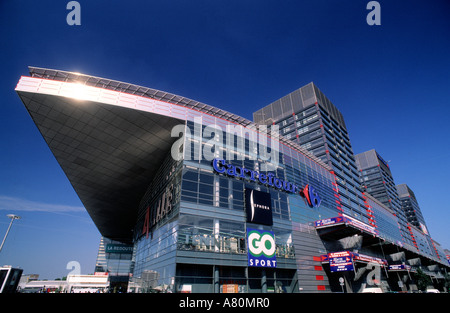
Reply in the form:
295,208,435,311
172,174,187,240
16,76,183,243
26,66,256,128
16,67,331,243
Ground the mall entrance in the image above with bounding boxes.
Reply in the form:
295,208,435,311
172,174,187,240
175,264,298,293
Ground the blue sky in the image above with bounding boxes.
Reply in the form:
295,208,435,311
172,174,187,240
0,1,449,279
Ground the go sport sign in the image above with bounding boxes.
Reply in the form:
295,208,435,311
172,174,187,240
247,228,277,268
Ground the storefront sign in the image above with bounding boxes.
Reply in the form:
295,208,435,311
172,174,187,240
212,158,321,208
326,251,388,272
388,264,411,271
315,216,345,228
329,251,354,272
247,228,277,268
314,215,379,236
212,158,298,192
142,183,176,238
300,184,321,208
343,214,379,236
245,189,273,225
105,244,133,254
352,252,388,266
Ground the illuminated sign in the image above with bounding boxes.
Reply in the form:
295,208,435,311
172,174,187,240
245,189,273,226
247,228,277,268
212,158,321,207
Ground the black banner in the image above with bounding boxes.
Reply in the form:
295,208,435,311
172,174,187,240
245,189,273,226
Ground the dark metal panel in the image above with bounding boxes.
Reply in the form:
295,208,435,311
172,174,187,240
17,90,182,243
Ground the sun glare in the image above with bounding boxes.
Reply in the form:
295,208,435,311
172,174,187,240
65,82,92,101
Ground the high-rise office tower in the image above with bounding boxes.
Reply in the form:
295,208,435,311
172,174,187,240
355,150,399,210
253,82,368,224
355,149,413,247
396,184,429,234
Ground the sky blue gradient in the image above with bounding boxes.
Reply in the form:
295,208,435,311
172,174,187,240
0,0,449,279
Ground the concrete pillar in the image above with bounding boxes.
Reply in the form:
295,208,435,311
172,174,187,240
214,266,220,293
261,269,267,293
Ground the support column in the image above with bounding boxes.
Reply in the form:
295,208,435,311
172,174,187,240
343,272,353,293
261,269,267,293
245,267,249,293
214,266,220,293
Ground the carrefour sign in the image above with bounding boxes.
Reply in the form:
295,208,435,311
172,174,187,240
212,158,321,208
247,228,277,268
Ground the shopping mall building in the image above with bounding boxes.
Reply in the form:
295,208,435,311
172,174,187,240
15,67,450,293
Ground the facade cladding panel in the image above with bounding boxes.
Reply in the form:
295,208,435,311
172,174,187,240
16,68,450,293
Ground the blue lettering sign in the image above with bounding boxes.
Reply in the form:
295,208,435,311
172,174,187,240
212,158,322,207
329,251,354,272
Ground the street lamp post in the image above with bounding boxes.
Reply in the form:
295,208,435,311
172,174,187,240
0,214,21,254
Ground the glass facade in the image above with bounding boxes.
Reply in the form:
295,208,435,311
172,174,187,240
94,237,134,292
132,151,181,293
130,120,338,293
366,194,404,246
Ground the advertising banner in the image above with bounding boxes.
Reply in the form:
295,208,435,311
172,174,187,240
325,251,388,272
314,216,345,228
247,228,277,268
245,189,273,226
352,252,387,266
314,215,379,236
329,251,354,272
388,264,411,271
343,214,379,236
